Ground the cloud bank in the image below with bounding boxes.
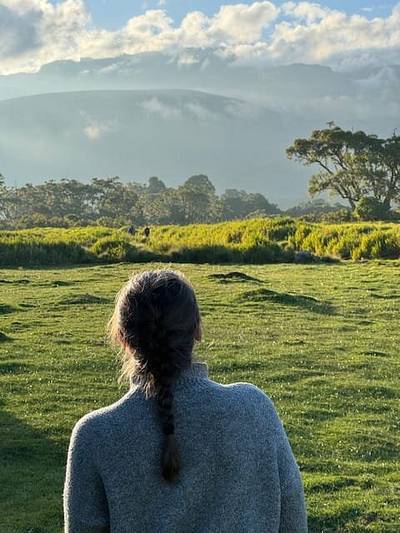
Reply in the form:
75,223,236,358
0,0,400,74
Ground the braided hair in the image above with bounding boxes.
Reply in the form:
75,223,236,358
108,269,201,482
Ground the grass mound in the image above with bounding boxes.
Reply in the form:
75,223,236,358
208,271,263,283
238,288,335,314
0,304,15,315
58,294,109,305
0,331,11,342
0,278,31,284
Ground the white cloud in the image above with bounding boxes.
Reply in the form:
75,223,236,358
208,2,278,44
266,4,400,68
282,1,328,23
140,97,182,119
81,112,114,140
83,122,109,140
185,101,218,120
0,0,89,73
1,1,400,74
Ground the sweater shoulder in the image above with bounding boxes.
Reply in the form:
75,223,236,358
211,379,281,427
220,379,274,406
69,389,136,438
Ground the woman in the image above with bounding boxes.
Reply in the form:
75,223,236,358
64,269,307,532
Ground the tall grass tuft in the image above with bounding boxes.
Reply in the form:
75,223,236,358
1,218,400,266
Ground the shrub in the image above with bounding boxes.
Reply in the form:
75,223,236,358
169,245,239,264
352,230,400,260
354,197,392,221
90,236,156,262
0,240,95,266
263,217,297,241
90,237,134,262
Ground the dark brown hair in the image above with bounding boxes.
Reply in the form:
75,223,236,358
108,269,201,482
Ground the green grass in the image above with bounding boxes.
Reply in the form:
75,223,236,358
2,218,400,266
1,261,400,532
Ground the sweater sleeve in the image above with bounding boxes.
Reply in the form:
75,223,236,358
275,418,308,533
63,416,110,533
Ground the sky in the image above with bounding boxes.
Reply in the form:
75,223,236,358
84,0,399,29
1,0,400,75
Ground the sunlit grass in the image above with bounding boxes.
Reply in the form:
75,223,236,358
1,261,399,531
1,218,400,266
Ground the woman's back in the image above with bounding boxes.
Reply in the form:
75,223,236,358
64,362,307,533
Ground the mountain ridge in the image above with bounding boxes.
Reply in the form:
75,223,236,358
0,49,399,204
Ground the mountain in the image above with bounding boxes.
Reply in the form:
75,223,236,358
1,50,399,112
0,50,399,204
0,89,312,204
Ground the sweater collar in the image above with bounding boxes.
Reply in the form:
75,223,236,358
129,361,209,390
175,361,209,384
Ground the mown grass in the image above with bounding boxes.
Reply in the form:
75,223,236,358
2,218,400,266
1,261,399,532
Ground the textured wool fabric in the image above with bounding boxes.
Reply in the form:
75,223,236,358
64,361,307,532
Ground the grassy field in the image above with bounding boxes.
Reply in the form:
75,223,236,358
1,261,399,532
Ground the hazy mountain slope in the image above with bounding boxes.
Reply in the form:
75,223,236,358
0,50,399,204
0,89,312,204
1,50,399,116
1,51,349,102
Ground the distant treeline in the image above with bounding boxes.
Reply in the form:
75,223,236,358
2,124,400,229
0,174,284,229
0,173,357,230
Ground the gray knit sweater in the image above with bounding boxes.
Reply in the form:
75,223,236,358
64,361,307,532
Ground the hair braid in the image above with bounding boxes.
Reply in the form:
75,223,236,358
108,269,201,484
152,350,179,481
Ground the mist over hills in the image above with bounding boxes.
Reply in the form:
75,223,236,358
0,49,399,205
0,89,308,205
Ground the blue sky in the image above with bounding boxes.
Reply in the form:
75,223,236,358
82,1,398,29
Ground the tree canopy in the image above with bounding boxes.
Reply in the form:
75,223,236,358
0,175,281,229
287,126,400,216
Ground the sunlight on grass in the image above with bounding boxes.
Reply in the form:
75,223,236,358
0,261,399,532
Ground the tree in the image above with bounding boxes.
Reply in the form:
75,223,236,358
0,173,281,228
381,133,400,207
354,197,391,221
286,126,400,211
178,175,222,223
0,174,8,221
221,189,280,220
285,199,348,217
147,176,167,194
143,188,187,225
90,177,142,221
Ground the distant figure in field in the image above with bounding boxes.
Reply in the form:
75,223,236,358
127,225,136,236
64,270,307,533
143,226,150,239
